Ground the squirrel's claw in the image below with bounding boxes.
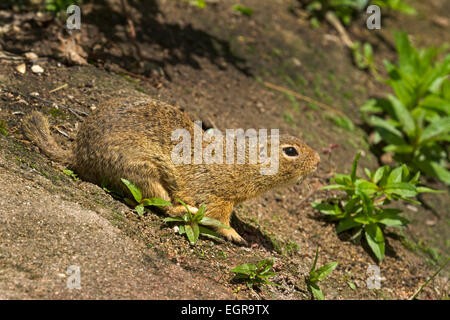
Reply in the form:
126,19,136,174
218,227,248,246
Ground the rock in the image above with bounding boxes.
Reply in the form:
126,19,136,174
15,63,26,74
31,65,44,74
24,52,38,62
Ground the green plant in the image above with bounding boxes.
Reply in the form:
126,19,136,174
312,152,441,262
372,0,416,15
327,113,355,131
362,31,450,184
121,178,172,217
232,4,254,16
45,0,81,13
300,0,415,25
188,0,206,9
307,248,338,300
62,169,79,181
163,199,229,245
231,259,279,289
352,41,378,75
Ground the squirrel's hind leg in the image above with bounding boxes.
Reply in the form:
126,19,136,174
205,201,247,245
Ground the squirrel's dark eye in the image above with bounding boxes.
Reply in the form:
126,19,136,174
283,147,299,157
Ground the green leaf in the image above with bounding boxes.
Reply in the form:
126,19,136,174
355,179,378,196
121,178,142,203
416,186,444,194
383,144,414,154
309,282,324,300
231,263,256,275
315,262,339,281
141,198,172,207
177,199,193,221
192,223,200,242
199,217,230,229
331,115,355,131
310,248,319,273
364,168,372,180
387,94,415,136
360,99,383,113
344,197,362,214
429,162,450,185
163,217,185,223
333,173,352,186
365,223,385,262
373,166,388,184
419,95,450,115
320,184,352,191
336,217,361,234
185,224,196,245
360,192,374,215
387,167,404,184
419,117,450,144
311,202,341,215
135,204,145,217
348,281,356,290
384,182,418,197
377,209,409,227
232,4,253,16
351,152,362,182
370,116,407,146
193,205,206,222
198,226,222,240
354,215,371,225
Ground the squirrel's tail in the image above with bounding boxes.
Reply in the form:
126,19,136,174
22,111,72,165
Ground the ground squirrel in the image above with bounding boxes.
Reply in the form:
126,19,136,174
22,97,320,244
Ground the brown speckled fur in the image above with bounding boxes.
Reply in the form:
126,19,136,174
23,97,320,244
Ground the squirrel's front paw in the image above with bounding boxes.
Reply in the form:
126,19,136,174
218,227,247,246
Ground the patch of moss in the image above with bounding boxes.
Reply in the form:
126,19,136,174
48,108,66,120
0,120,7,136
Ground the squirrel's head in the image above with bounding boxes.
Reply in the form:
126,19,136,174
259,134,320,186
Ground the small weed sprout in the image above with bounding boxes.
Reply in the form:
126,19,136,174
232,4,254,16
300,0,416,26
312,152,441,262
352,42,377,76
164,199,229,245
62,169,79,181
189,0,206,9
307,248,338,300
231,258,279,289
121,178,172,217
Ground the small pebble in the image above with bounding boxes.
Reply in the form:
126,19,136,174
24,52,38,61
16,63,26,74
31,65,44,73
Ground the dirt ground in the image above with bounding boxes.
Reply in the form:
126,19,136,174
0,0,449,299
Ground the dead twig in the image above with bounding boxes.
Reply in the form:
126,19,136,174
0,87,89,121
325,11,354,49
49,83,68,94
